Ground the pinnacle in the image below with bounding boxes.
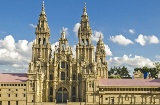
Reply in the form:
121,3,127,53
61,27,66,39
83,2,87,15
41,1,45,15
99,32,102,40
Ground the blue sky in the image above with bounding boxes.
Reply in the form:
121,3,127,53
0,0,160,73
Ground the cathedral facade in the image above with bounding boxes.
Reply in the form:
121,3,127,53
27,2,107,104
0,2,160,105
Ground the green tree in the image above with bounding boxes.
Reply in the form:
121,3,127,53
108,67,114,76
154,62,160,73
121,66,130,77
149,68,158,79
108,66,131,78
134,66,159,79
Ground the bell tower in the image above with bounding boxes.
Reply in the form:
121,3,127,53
76,3,94,63
95,34,106,63
27,1,52,103
33,1,51,62
95,34,108,78
76,3,97,103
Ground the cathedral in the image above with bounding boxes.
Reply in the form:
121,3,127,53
0,2,160,105
27,2,107,104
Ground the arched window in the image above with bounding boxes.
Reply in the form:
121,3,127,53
72,87,76,102
61,72,65,80
38,38,41,44
50,74,53,80
61,62,65,68
86,39,89,45
72,87,76,95
82,39,84,45
72,74,76,80
100,58,103,63
43,38,46,45
50,87,53,95
66,64,68,69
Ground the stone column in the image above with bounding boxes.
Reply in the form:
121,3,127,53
76,82,79,101
69,82,72,101
84,46,86,60
134,97,136,104
88,48,89,60
121,96,123,104
76,46,79,60
153,96,156,104
46,80,49,102
91,46,94,63
53,64,57,102
141,96,143,104
130,96,132,104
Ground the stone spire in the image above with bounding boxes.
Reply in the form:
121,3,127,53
61,27,66,39
36,1,50,34
32,1,51,62
95,33,106,63
99,33,102,40
76,3,94,64
97,33,104,46
78,3,92,45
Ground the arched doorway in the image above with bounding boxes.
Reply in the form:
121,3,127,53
56,87,68,103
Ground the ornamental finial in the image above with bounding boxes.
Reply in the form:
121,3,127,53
83,2,87,15
61,27,66,39
41,1,45,14
84,2,86,7
99,32,102,40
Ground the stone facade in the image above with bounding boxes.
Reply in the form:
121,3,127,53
0,2,160,105
27,2,107,104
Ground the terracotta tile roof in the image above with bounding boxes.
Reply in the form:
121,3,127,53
0,73,27,82
99,78,160,86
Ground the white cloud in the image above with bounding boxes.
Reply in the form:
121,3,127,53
108,54,155,73
104,44,112,56
109,35,134,46
135,34,146,46
73,23,81,36
148,35,159,44
0,35,33,73
128,29,135,34
135,34,159,46
0,35,16,51
92,31,104,42
29,24,36,28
